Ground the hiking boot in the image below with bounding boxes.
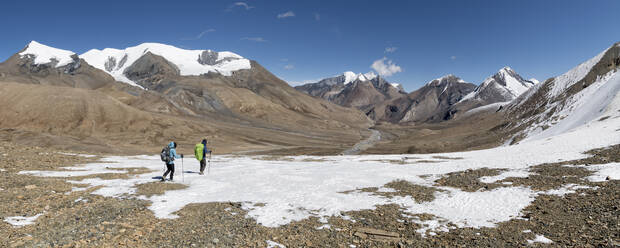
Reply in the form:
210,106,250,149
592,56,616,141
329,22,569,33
160,178,165,182
199,172,204,175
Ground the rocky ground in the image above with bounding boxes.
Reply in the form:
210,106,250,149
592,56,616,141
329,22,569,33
0,141,618,247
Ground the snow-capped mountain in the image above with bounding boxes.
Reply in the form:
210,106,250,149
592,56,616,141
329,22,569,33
449,67,538,119
19,41,78,68
504,42,620,144
366,74,476,123
461,67,537,103
0,41,372,148
0,41,118,89
80,43,251,88
295,71,406,109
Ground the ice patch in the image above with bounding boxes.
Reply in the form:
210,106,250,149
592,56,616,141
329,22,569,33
527,234,553,244
4,213,44,227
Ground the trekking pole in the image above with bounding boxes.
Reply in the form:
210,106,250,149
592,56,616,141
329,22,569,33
182,156,184,182
208,151,212,174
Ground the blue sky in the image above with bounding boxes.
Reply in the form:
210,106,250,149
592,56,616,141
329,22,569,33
1,0,619,91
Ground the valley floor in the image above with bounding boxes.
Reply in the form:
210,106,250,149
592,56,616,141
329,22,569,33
0,114,619,247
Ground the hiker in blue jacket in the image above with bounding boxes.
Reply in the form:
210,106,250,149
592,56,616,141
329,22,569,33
162,141,183,181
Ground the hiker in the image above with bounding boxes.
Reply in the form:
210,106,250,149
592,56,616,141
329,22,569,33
194,138,212,175
162,141,183,181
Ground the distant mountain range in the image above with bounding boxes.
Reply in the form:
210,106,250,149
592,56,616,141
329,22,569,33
296,67,538,123
0,40,618,154
0,41,372,154
294,71,406,109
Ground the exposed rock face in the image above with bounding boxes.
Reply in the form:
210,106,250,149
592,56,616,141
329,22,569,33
123,52,180,90
198,50,218,65
295,72,406,110
367,75,476,123
104,57,116,72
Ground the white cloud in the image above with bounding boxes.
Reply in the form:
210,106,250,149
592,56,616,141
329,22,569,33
229,2,254,11
284,64,294,70
371,57,402,77
385,47,398,53
314,13,321,21
241,37,268,42
451,55,457,60
181,29,216,40
277,11,295,19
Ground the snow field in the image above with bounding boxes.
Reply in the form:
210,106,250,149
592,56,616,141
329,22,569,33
17,110,620,235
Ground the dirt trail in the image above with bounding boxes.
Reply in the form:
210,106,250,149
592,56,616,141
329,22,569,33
342,129,382,155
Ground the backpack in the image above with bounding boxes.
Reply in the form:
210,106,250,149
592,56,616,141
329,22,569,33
194,143,204,161
160,146,173,163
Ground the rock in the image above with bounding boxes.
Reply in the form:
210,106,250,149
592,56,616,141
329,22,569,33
25,184,37,189
212,238,219,244
354,227,400,242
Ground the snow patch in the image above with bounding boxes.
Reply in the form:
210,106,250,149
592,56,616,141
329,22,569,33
266,240,286,248
316,224,331,230
4,213,44,227
527,234,553,244
582,163,620,182
542,184,594,196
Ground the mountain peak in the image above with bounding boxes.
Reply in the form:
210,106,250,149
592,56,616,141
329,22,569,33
426,74,467,86
79,42,251,88
19,41,77,68
499,66,514,73
461,67,535,103
342,71,377,84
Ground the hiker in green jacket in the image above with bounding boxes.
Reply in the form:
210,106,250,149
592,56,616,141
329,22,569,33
194,139,212,175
